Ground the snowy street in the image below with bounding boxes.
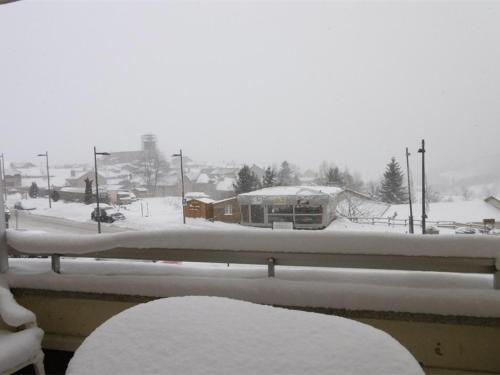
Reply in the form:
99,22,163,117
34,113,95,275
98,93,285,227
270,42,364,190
9,210,130,235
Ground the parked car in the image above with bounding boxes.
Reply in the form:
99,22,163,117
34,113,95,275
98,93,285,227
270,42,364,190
425,226,439,235
455,226,480,235
14,201,36,210
91,206,126,223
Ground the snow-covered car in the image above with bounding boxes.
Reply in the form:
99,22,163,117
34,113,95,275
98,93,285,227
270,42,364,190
91,207,126,223
425,226,439,235
455,226,480,235
14,201,36,210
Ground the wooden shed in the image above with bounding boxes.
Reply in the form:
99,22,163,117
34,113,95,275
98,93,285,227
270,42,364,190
184,198,214,220
212,197,240,223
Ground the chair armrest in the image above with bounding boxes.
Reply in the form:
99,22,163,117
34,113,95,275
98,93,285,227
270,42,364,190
0,277,36,328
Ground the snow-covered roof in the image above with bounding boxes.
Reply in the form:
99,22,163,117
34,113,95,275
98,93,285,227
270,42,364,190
185,192,210,199
188,198,215,204
213,197,237,204
196,173,210,184
239,186,342,197
216,177,235,192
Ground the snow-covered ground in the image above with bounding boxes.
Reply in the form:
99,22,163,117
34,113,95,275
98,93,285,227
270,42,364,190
6,195,243,232
387,199,500,224
5,194,500,234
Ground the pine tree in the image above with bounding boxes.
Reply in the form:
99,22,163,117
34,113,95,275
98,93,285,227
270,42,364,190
277,161,300,186
84,178,93,204
51,190,60,202
380,157,407,203
233,165,261,194
262,167,277,188
28,182,38,198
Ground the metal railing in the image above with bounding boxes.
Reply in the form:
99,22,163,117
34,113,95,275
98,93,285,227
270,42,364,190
347,217,492,231
5,230,500,289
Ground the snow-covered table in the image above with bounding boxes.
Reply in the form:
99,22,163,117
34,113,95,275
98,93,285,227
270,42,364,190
67,296,423,375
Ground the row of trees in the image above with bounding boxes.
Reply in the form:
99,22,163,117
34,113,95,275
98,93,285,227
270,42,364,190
233,157,422,205
233,161,301,194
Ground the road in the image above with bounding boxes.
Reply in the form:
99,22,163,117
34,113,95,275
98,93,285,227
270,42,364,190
8,211,131,234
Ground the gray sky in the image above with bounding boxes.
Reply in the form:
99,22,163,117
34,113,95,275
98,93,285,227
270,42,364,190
1,0,499,180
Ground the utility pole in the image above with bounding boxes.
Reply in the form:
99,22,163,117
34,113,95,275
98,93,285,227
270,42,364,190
37,151,51,208
94,147,111,234
417,139,426,234
172,149,186,224
0,153,6,201
405,147,414,234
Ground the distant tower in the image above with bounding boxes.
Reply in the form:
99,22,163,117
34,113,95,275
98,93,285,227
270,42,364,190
141,134,157,152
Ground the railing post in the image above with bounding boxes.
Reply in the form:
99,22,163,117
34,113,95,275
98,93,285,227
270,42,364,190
51,254,61,274
495,258,500,290
0,182,8,273
267,257,275,278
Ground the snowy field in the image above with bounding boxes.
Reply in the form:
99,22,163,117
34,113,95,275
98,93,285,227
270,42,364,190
5,194,500,234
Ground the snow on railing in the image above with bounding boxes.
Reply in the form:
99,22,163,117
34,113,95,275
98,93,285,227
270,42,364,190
5,229,500,288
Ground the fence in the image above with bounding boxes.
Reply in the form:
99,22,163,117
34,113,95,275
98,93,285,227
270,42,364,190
347,217,492,231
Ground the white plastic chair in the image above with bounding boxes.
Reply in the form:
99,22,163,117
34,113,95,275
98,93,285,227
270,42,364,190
0,276,45,375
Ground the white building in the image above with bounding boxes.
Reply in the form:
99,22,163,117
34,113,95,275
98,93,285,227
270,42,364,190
237,186,342,229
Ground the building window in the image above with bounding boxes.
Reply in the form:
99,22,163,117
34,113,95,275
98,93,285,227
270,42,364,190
224,204,233,215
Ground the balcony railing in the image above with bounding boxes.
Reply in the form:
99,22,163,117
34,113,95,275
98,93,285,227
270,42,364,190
5,229,500,288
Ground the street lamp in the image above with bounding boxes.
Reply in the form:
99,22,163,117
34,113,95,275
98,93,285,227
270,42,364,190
0,153,6,201
417,139,426,234
94,146,110,234
37,151,51,208
172,149,186,224
405,147,414,234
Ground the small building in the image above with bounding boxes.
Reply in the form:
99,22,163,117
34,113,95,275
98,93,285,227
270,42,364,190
237,186,342,229
213,197,240,223
184,198,214,219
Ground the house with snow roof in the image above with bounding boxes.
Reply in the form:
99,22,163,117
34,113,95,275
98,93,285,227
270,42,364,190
66,171,107,188
237,186,343,229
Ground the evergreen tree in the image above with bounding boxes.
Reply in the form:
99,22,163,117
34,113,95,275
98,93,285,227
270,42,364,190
233,165,261,194
380,157,407,203
262,166,277,188
51,190,60,202
28,182,38,198
277,161,299,186
84,178,93,204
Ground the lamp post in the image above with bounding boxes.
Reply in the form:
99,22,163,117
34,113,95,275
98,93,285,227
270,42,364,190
405,147,414,234
37,151,51,208
0,153,6,201
417,139,426,234
94,146,110,234
172,149,186,224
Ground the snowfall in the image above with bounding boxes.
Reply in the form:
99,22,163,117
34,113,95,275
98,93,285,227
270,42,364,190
4,194,500,319
66,296,423,375
6,194,500,234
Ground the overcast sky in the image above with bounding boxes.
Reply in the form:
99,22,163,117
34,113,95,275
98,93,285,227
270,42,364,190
1,0,499,180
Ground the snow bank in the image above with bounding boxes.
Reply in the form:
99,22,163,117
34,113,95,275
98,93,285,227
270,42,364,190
7,258,500,318
7,227,500,258
67,296,423,375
